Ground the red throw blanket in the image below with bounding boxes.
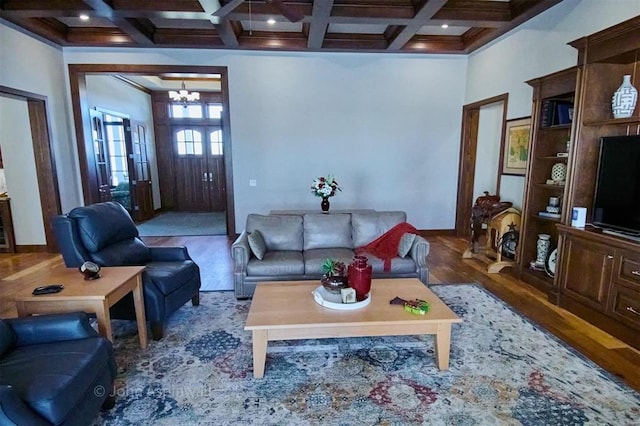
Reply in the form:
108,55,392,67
355,222,419,272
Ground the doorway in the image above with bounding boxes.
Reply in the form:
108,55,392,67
0,86,61,252
68,64,236,236
455,93,509,238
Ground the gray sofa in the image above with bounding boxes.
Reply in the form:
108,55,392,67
231,211,430,298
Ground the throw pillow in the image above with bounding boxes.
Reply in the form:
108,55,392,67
248,229,266,260
398,233,416,258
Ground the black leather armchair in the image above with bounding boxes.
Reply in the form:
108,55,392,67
52,201,201,340
0,312,117,425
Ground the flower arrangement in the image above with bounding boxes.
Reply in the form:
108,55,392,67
311,175,341,198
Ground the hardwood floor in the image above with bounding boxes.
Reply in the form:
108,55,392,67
1,235,639,392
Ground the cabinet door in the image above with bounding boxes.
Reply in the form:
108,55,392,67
559,235,613,311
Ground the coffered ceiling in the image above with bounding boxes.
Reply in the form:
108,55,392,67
0,0,562,54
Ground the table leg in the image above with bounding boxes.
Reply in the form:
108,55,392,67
252,330,268,379
95,300,114,342
131,275,148,349
435,323,453,370
15,301,29,317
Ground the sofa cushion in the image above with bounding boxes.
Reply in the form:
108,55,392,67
398,233,416,258
303,248,356,275
0,320,15,357
247,251,304,276
0,338,113,425
352,211,407,247
303,214,353,250
248,230,266,260
246,214,304,251
145,260,199,295
359,253,417,274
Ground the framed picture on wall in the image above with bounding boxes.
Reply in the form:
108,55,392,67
501,116,531,176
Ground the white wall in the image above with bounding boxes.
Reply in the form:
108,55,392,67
467,0,640,208
64,49,468,230
473,101,504,201
1,1,639,239
85,75,160,209
0,21,82,213
0,97,46,244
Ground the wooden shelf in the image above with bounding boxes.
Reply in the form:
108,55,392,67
521,268,554,293
533,183,565,190
583,116,640,127
540,123,573,130
519,67,577,297
538,156,569,161
532,214,562,223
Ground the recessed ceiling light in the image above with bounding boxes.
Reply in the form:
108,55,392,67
79,14,89,21
267,18,276,25
441,24,449,29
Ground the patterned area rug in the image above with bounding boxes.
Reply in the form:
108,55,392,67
136,212,226,236
95,284,640,425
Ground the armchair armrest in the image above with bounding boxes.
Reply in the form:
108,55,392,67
0,385,50,426
231,231,251,272
6,312,98,347
149,246,192,261
408,235,430,267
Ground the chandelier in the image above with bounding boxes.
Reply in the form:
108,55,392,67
168,81,200,104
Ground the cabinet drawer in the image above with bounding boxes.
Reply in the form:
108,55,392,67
607,283,640,330
615,249,640,289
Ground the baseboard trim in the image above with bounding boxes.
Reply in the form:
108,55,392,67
418,229,456,237
15,245,48,253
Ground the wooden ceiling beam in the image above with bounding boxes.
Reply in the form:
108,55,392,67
153,28,226,47
83,0,154,45
307,0,333,49
0,0,565,54
387,0,448,50
198,0,239,47
0,16,69,45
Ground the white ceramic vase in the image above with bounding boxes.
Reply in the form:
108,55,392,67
612,74,638,119
535,234,551,267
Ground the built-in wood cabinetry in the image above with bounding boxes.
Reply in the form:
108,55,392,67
519,68,576,294
521,16,640,350
557,225,640,349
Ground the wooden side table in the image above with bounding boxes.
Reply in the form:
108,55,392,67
9,265,148,349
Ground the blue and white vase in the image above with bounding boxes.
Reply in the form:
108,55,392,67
612,74,638,119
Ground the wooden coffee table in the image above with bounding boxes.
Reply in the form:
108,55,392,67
9,265,148,349
245,278,461,378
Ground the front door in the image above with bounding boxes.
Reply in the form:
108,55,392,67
173,125,225,212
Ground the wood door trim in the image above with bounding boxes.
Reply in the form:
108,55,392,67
68,64,235,237
455,93,509,238
0,86,61,252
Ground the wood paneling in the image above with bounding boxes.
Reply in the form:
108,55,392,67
0,0,561,54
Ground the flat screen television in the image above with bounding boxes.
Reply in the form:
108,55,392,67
592,135,640,236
